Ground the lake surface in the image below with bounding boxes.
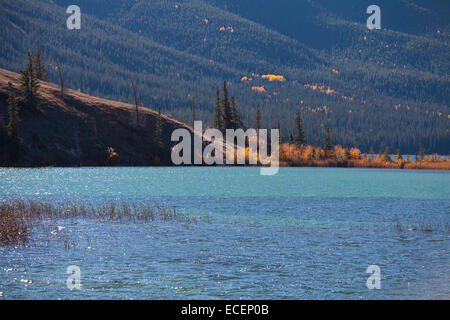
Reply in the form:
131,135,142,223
0,167,449,299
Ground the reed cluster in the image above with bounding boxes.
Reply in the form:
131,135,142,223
0,200,191,246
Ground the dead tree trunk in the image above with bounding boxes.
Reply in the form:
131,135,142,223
56,59,65,100
191,96,196,128
131,79,140,127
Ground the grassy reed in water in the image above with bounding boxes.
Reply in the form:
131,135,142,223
0,200,193,246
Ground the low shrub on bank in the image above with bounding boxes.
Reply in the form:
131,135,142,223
279,144,449,170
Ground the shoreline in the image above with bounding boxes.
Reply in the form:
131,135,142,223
279,160,450,170
0,162,449,170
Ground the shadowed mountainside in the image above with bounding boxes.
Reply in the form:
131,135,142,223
0,68,191,166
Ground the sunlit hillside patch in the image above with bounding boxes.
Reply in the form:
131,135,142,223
304,84,336,95
261,74,286,82
252,86,266,93
219,26,234,33
341,96,354,101
306,105,330,114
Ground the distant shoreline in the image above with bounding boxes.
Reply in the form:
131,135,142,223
279,160,450,170
1,162,449,170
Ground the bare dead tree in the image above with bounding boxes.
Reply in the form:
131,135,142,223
55,59,65,100
130,79,140,127
191,96,196,128
74,126,81,166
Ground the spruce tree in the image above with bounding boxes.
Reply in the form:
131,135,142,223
33,45,48,81
7,82,21,162
383,147,391,161
344,148,350,160
288,132,294,144
294,108,305,146
213,87,222,130
418,144,425,161
19,52,42,113
221,81,232,133
276,120,282,145
324,127,333,155
131,79,140,127
230,96,242,129
255,108,262,130
396,149,403,161
56,59,65,100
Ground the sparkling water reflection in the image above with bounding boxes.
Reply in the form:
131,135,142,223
0,167,449,299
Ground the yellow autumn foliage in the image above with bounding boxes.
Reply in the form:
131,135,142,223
350,148,361,160
261,74,286,82
252,86,266,93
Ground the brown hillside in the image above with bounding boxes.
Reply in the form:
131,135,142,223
0,68,192,166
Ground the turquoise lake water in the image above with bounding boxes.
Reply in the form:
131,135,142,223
0,167,449,299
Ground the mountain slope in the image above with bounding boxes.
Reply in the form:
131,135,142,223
0,68,190,166
0,0,448,153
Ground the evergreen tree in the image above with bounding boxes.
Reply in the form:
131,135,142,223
276,120,282,145
7,82,21,162
288,132,294,144
255,108,262,130
383,147,391,161
32,45,48,81
294,108,305,146
418,144,425,161
344,148,350,160
56,59,65,100
19,52,42,113
396,149,403,161
324,127,333,154
230,96,243,129
154,107,164,149
221,81,232,133
212,87,222,130
131,79,140,127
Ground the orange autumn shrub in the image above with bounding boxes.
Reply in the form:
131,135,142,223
350,148,361,160
334,145,347,160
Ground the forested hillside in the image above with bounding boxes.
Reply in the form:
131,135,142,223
0,0,448,153
0,68,188,166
